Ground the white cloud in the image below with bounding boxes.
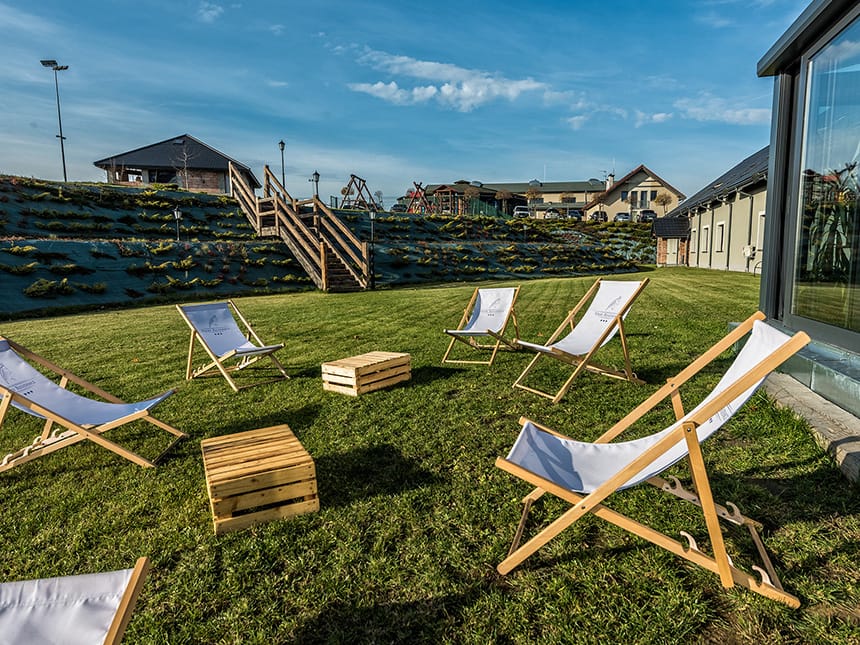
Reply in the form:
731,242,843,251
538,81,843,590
350,49,546,112
635,110,674,127
674,94,770,125
269,24,285,36
197,1,224,23
567,115,589,130
266,80,289,88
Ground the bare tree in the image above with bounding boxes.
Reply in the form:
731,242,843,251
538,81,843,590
172,144,195,189
373,190,384,209
654,191,674,215
463,185,481,215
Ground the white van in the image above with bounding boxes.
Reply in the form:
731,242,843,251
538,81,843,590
512,206,530,218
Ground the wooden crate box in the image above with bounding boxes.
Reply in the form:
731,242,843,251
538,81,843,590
322,351,411,396
201,424,319,535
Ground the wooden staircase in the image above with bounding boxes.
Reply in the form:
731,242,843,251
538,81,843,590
229,163,370,292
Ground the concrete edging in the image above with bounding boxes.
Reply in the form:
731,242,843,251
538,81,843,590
764,372,860,484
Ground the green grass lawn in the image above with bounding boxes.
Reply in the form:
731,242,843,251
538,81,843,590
1,268,858,643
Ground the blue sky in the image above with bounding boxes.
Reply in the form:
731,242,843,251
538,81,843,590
1,0,808,204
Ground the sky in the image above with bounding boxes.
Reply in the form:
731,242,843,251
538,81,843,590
0,0,810,204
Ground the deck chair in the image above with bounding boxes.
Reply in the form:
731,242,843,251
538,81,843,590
442,286,520,366
0,557,150,644
513,278,649,403
176,300,288,392
496,312,810,607
0,337,186,474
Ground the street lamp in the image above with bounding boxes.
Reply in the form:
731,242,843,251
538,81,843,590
369,210,376,290
278,140,285,188
310,170,320,198
40,59,69,182
173,206,182,241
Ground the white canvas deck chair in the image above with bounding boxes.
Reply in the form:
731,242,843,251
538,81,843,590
496,312,810,607
177,300,288,392
442,286,520,366
0,337,186,474
513,278,649,403
0,557,150,644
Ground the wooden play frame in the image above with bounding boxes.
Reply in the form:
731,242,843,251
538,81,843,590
513,278,649,403
176,299,288,393
442,286,521,367
497,312,810,608
0,337,186,473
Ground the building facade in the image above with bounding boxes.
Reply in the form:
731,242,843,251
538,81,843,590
669,147,769,273
94,134,260,194
758,0,860,416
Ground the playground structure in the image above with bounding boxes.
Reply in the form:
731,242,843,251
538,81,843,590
406,182,435,214
339,174,380,211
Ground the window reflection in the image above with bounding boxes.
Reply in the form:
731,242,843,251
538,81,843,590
793,16,860,332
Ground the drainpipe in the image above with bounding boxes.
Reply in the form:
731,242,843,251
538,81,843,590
725,196,733,271
738,187,755,272
695,209,703,267
708,204,715,269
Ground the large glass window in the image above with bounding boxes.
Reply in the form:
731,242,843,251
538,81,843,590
792,17,860,332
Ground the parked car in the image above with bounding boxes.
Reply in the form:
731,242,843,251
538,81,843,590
590,211,608,222
638,209,657,223
613,212,631,222
544,209,561,219
513,206,530,218
565,209,584,221
390,203,408,213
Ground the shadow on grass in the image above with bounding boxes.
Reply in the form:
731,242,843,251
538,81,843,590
412,364,464,385
291,584,493,644
315,443,442,508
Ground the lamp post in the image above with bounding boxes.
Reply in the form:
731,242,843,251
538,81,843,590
278,140,285,188
173,206,182,241
309,170,320,198
40,59,69,182
369,210,376,290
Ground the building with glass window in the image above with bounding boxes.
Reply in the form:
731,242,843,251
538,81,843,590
758,0,860,416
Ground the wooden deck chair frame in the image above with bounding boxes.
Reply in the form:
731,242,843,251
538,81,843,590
513,278,649,403
497,312,810,608
0,556,150,644
442,286,521,366
0,338,187,474
177,299,288,393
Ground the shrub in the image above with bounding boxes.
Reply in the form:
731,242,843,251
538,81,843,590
23,278,74,298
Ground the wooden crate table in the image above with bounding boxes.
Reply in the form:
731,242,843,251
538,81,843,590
321,351,411,396
200,424,319,535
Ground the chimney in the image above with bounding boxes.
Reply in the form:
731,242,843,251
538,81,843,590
605,173,615,190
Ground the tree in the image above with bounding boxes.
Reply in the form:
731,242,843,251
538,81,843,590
495,190,513,215
654,191,674,214
172,144,195,189
525,187,541,216
463,185,481,215
373,190,384,209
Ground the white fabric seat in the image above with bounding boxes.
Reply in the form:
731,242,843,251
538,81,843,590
0,557,150,645
513,278,649,402
442,286,520,366
0,337,186,473
496,312,810,608
176,300,288,392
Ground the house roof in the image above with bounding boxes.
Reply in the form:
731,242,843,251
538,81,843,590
93,134,261,188
652,216,691,239
583,164,686,209
425,179,605,196
667,146,769,217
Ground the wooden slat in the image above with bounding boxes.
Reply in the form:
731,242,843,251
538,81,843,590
212,478,317,515
214,499,320,535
